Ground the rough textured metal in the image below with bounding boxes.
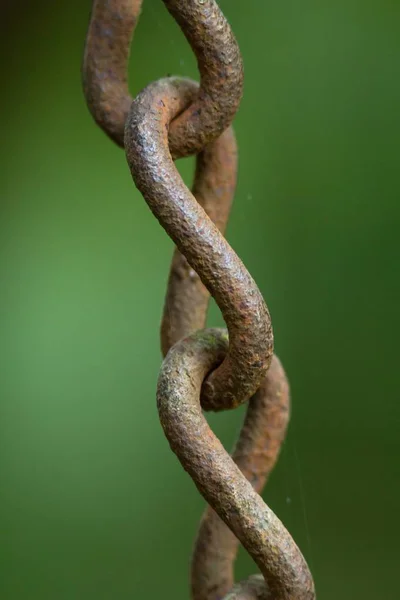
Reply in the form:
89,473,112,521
82,0,243,158
83,1,315,598
158,103,295,599
191,355,291,600
125,77,273,411
157,329,315,600
82,0,142,147
161,122,237,357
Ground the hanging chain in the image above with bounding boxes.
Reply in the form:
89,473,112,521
82,2,316,599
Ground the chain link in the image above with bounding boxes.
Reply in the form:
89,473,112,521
82,2,315,598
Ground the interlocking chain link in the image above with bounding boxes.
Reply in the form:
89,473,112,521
82,2,316,599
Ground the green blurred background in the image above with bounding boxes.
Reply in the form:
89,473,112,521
1,0,399,598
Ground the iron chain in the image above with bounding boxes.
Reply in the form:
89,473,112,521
82,2,316,598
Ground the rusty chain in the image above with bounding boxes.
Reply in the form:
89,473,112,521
82,1,316,599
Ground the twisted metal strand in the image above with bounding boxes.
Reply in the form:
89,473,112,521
157,329,315,600
83,1,269,405
160,121,237,356
158,100,294,599
125,77,273,411
190,356,291,600
82,0,243,158
83,3,315,598
126,75,315,599
82,0,142,146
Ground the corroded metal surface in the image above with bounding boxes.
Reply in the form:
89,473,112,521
125,77,273,411
83,0,243,158
82,1,315,598
191,355,291,600
160,122,238,357
83,0,143,146
157,330,315,600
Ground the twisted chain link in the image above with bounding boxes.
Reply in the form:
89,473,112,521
82,2,316,598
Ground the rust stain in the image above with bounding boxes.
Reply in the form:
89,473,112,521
82,1,315,598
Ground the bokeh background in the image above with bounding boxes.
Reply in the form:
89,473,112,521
1,0,399,598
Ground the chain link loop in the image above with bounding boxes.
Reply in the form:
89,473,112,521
82,2,316,598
